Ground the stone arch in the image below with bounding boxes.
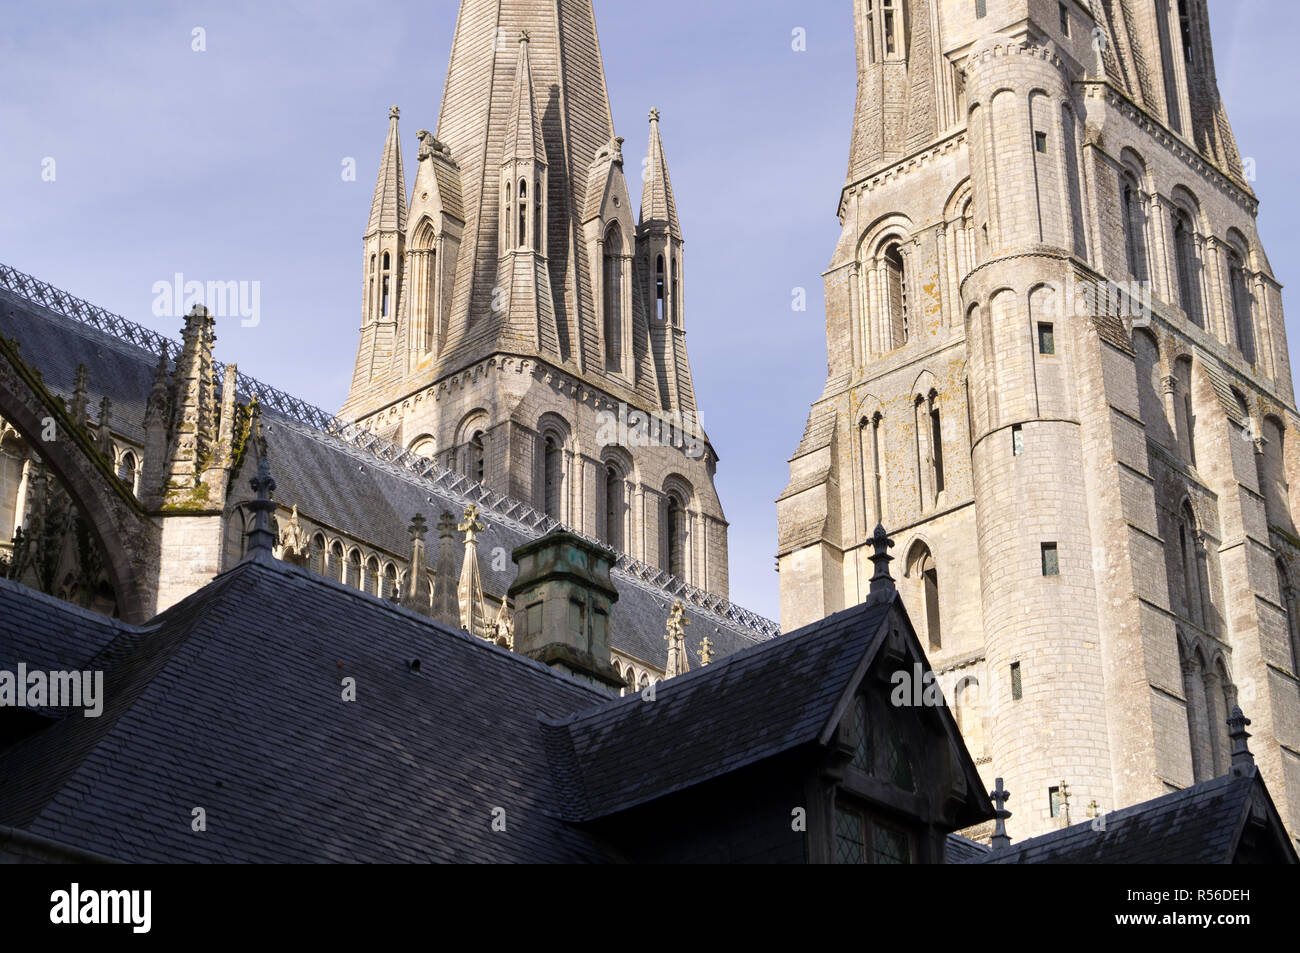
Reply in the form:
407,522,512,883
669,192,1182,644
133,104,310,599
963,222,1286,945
1133,328,1173,449
855,395,888,531
903,537,941,651
537,413,571,522
455,409,490,482
953,675,985,759
0,338,156,621
661,474,694,581
408,433,437,459
598,446,634,552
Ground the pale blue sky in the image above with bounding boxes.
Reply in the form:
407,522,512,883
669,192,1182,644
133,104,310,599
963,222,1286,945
0,0,1294,620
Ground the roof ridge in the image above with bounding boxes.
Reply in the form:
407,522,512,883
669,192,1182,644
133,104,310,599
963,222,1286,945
217,554,613,701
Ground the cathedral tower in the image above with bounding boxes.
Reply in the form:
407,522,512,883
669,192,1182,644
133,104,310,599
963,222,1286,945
340,0,728,597
778,0,1300,839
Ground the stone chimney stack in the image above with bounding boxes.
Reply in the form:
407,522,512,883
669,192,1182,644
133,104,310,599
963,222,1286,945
507,530,622,690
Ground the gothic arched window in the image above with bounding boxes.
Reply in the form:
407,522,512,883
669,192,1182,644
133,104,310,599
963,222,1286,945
927,391,944,498
604,228,623,371
655,255,666,321
505,182,513,247
884,242,908,347
543,434,563,519
860,412,885,527
1177,502,1210,629
116,451,138,495
1173,210,1201,327
381,252,391,318
1227,248,1255,364
1121,179,1148,282
330,540,345,583
604,465,625,551
908,542,941,651
535,175,543,252
518,179,528,248
664,493,687,579
470,431,485,483
672,255,680,325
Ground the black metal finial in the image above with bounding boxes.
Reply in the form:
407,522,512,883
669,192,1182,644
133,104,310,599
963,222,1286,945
866,523,896,605
1228,705,1254,776
991,778,1012,850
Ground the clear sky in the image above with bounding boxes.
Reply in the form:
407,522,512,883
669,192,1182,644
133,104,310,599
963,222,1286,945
0,0,1293,621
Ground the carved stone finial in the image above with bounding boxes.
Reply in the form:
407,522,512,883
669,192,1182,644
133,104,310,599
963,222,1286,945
458,503,484,543
1228,705,1254,776
698,636,715,667
245,405,277,561
648,106,661,123
990,778,1012,850
389,104,400,120
519,29,530,44
866,524,896,605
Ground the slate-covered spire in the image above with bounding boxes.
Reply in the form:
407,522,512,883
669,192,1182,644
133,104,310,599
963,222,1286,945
639,107,680,238
367,105,408,236
503,32,546,164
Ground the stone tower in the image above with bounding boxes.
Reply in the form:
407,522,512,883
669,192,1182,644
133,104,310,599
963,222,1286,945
778,0,1300,840
341,0,728,597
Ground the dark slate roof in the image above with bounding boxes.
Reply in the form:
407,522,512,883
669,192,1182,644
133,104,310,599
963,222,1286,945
0,279,773,672
966,770,1298,864
0,559,629,862
542,598,893,821
0,577,124,677
945,833,991,864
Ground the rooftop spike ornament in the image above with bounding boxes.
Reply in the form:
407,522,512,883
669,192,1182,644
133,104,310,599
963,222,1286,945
990,778,1012,850
865,524,896,605
1228,705,1255,776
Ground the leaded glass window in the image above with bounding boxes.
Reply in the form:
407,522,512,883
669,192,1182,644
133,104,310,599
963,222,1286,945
835,807,866,864
873,822,910,864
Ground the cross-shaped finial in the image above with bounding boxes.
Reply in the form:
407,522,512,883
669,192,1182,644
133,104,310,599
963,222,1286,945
648,106,661,123
389,105,400,120
437,510,457,538
520,29,530,44
459,503,485,543
409,512,428,540
990,777,1012,850
698,637,715,666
